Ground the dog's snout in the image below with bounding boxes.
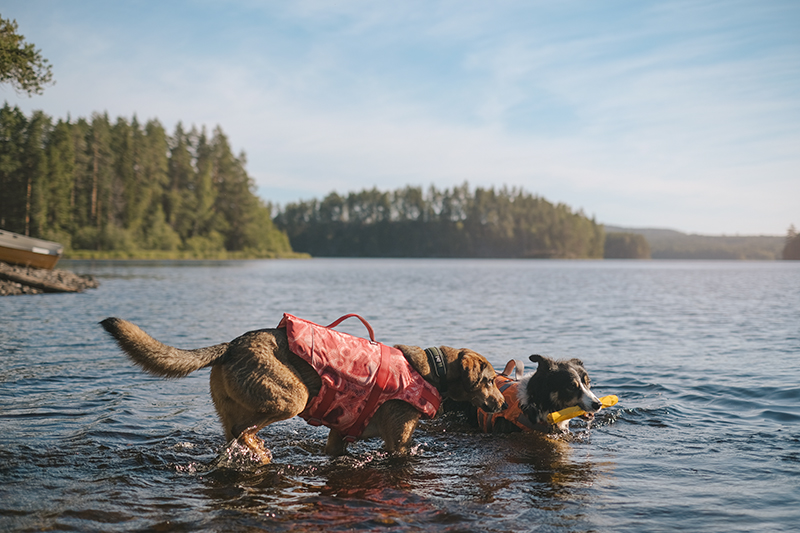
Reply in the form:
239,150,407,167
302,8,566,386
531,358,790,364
480,395,505,413
591,399,602,411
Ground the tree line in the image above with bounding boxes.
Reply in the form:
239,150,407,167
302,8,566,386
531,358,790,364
0,104,291,257
604,232,650,259
274,184,607,258
785,226,800,260
0,103,638,261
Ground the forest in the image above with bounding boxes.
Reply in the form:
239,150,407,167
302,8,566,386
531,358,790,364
5,104,791,261
0,104,292,258
603,232,651,259
274,184,606,258
0,105,608,260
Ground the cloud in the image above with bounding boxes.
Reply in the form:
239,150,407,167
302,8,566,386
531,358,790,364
3,0,798,234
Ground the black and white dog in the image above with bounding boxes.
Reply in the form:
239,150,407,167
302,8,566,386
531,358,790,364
468,354,603,433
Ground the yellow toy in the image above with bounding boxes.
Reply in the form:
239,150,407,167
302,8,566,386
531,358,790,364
546,395,619,425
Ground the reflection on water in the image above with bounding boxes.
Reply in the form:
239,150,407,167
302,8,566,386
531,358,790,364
1,259,799,532
189,428,610,532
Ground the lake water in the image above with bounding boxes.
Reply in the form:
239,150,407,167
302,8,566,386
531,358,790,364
1,259,799,532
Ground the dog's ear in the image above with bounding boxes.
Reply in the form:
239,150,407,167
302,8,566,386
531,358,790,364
569,358,585,368
529,354,553,373
458,349,486,388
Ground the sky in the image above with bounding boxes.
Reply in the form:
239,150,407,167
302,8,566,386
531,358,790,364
2,1,798,236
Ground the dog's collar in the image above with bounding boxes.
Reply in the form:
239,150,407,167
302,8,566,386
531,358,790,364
424,347,448,394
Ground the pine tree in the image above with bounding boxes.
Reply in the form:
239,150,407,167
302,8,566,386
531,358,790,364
165,122,195,234
89,113,113,230
21,110,50,236
784,225,800,260
139,119,171,247
68,118,91,230
209,127,252,250
0,103,27,231
43,119,75,240
191,128,218,238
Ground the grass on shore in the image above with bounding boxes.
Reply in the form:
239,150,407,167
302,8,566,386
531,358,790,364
64,249,310,260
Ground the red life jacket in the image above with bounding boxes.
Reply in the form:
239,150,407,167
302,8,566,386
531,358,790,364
277,313,441,442
476,372,543,433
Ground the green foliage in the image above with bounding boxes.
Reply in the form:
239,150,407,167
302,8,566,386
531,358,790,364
0,105,293,258
44,119,74,233
0,103,27,230
143,205,181,251
274,184,605,258
72,224,137,252
604,232,651,259
784,225,800,260
183,231,225,256
0,16,53,96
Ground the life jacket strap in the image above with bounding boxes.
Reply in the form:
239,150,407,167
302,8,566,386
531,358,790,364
424,346,448,393
341,342,392,442
305,386,338,426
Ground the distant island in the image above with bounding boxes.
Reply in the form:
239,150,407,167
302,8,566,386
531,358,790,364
274,184,605,259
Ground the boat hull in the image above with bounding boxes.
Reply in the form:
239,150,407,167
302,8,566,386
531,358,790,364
0,230,63,270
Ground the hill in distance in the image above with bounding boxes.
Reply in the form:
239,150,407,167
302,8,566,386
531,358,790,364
604,226,785,260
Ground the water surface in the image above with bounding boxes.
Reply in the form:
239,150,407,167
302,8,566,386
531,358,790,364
1,259,798,532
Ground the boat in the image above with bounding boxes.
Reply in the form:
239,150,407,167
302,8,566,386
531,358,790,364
0,229,64,270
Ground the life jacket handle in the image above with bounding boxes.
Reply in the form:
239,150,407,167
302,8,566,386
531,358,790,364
501,359,526,380
324,313,377,343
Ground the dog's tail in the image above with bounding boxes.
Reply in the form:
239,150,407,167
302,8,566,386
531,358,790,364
100,317,229,378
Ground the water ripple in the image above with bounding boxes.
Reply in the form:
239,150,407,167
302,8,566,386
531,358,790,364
2,259,799,532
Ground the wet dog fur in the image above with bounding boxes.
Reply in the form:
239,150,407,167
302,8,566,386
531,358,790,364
100,317,505,462
517,354,602,432
452,354,602,433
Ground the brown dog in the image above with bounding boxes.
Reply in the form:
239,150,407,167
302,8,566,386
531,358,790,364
100,317,505,462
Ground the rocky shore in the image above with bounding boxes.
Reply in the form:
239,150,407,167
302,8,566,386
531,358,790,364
0,261,99,296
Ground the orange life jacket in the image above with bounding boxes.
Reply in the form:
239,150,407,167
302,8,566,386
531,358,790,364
278,313,441,442
476,372,543,433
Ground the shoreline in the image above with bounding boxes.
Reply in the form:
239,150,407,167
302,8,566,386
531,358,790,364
0,261,100,296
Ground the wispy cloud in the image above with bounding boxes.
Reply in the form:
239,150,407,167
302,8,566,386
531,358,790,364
3,0,798,234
